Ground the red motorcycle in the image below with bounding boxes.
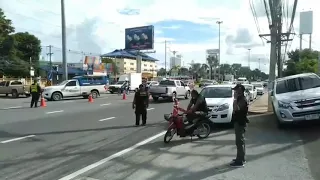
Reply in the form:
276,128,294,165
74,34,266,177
163,99,211,143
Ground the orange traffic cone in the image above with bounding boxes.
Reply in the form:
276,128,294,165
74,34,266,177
88,94,94,103
122,90,126,100
40,95,46,107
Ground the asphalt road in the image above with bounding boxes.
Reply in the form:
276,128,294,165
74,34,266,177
0,93,319,180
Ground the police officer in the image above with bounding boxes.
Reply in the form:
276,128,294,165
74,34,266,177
132,84,149,126
230,84,249,167
30,80,42,108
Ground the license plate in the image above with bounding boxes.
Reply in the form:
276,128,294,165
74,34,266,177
305,114,319,120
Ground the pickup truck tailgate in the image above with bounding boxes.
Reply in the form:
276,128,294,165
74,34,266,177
149,86,167,94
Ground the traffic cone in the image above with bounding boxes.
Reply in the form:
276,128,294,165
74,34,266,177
122,90,126,100
40,95,46,107
88,94,94,103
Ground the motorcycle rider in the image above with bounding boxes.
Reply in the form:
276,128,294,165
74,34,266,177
180,89,208,136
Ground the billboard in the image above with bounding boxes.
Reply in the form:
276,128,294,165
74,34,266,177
125,25,154,50
206,49,219,55
83,56,106,75
299,11,313,34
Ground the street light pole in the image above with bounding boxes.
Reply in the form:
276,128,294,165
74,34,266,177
216,21,223,81
247,48,251,69
61,0,68,80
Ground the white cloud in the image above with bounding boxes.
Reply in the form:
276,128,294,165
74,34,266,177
1,0,318,74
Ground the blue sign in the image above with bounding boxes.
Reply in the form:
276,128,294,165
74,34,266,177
125,25,154,50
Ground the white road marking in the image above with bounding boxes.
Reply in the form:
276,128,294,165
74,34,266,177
58,131,166,180
99,117,115,122
100,103,111,106
147,108,154,111
2,106,23,110
1,135,36,144
74,177,100,180
46,110,64,114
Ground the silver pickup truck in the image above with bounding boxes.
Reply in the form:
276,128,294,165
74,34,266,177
149,79,190,102
0,80,30,98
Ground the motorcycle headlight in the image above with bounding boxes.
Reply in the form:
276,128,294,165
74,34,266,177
217,103,229,111
278,101,292,109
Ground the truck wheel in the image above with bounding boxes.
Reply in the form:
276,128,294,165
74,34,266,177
185,90,190,99
110,91,114,94
152,97,159,101
11,90,19,98
26,94,31,98
91,90,99,99
51,92,62,101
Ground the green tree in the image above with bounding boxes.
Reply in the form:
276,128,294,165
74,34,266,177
296,58,318,73
0,8,15,43
207,55,219,79
157,68,166,76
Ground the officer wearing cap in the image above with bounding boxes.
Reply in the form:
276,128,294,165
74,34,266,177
230,83,249,167
132,84,149,126
30,80,42,108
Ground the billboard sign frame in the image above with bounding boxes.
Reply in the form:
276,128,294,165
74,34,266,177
125,25,154,50
206,49,219,55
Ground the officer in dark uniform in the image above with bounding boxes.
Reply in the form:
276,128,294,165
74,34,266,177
30,80,42,108
230,83,249,167
132,84,149,126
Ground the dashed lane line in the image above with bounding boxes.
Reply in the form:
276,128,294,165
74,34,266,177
100,103,111,106
46,110,64,114
58,131,166,180
1,135,36,144
99,117,116,122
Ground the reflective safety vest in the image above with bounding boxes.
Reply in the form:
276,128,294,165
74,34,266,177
31,84,38,92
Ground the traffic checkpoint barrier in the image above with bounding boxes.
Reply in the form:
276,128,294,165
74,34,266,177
88,93,94,103
40,95,47,107
122,90,127,100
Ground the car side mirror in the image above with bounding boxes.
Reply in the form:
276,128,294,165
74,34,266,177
270,90,274,96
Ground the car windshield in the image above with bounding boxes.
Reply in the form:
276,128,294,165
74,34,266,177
276,75,320,94
243,85,253,90
116,81,125,85
200,87,232,98
57,80,68,86
159,80,175,86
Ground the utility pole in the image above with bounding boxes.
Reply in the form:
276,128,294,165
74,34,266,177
47,45,53,81
61,0,68,80
216,21,223,81
247,48,251,69
164,40,167,77
276,2,283,78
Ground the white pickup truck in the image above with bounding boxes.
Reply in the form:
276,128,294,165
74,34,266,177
149,80,190,101
43,79,106,101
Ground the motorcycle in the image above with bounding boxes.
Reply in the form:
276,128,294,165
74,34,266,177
163,100,211,143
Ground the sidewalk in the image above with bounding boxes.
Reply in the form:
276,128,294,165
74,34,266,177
248,94,269,115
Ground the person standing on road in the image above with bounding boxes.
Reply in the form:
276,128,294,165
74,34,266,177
30,80,42,108
230,83,249,167
132,84,149,126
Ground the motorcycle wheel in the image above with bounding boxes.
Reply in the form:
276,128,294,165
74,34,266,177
164,128,176,143
196,122,211,139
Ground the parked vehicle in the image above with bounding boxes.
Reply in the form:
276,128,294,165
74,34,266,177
270,73,320,128
43,78,106,101
236,77,249,84
251,82,264,95
149,80,190,102
200,84,234,124
242,84,257,101
0,80,30,98
163,104,211,143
